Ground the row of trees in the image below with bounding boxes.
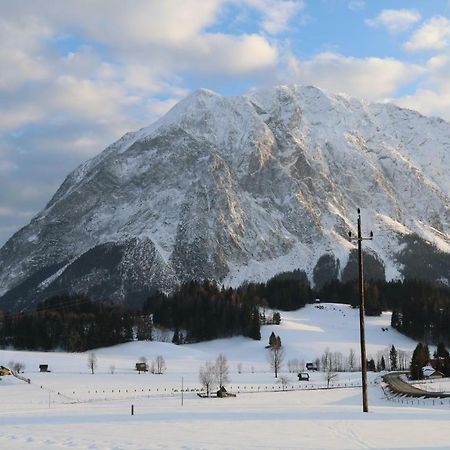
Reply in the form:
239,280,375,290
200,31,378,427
239,270,313,311
1,273,449,351
198,354,230,396
144,281,261,343
311,345,410,374
0,295,135,351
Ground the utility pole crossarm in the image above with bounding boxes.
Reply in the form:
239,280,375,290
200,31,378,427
347,208,373,413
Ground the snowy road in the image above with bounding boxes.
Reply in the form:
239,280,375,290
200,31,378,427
384,372,450,398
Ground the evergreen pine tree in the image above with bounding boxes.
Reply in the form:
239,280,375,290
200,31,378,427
390,345,398,370
272,312,281,324
410,342,429,380
269,331,276,347
172,328,180,345
249,308,261,340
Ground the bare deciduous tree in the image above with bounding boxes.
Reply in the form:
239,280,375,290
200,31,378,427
237,362,242,374
215,354,229,388
347,348,356,372
325,368,338,388
87,352,97,375
199,361,216,397
268,341,284,378
287,358,302,373
398,350,410,370
332,352,344,372
320,348,332,372
11,361,25,373
154,355,166,374
109,365,116,374
277,375,289,390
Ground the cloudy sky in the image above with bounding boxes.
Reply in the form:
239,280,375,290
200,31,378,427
1,0,450,245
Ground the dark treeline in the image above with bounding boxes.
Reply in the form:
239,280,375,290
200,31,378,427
389,280,450,344
143,280,261,343
1,273,449,351
241,270,313,311
0,294,134,352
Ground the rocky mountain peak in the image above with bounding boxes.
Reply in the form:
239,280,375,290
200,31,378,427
0,85,449,311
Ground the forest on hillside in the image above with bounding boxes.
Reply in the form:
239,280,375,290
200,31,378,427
0,272,449,351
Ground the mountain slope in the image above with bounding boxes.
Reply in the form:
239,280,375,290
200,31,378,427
0,85,449,310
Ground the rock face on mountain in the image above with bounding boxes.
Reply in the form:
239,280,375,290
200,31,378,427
1,85,449,311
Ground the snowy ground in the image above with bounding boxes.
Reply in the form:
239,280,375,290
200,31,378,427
411,378,450,394
2,304,450,450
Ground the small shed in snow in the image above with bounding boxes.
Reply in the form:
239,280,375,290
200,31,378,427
422,365,445,379
136,362,148,373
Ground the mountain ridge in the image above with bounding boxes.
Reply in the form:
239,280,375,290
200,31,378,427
0,85,449,311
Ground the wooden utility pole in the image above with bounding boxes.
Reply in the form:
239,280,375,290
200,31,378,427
348,208,373,413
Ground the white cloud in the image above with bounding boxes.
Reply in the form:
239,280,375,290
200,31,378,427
2,1,223,48
0,16,51,91
190,33,278,75
0,0,279,141
366,9,421,34
145,98,180,118
1,1,278,84
0,105,44,132
285,52,424,100
123,65,168,93
242,0,305,34
49,76,138,121
395,88,450,118
404,16,450,52
393,54,450,120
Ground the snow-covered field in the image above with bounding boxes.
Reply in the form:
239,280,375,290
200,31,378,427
412,378,450,394
2,303,450,450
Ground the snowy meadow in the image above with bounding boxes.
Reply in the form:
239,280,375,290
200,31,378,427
2,304,450,450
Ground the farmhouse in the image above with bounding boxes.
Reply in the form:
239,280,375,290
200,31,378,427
422,365,445,379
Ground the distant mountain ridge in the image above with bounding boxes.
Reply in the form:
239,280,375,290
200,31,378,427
0,85,449,311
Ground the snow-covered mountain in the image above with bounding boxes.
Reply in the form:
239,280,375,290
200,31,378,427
1,85,449,311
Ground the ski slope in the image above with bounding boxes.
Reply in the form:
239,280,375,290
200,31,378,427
1,303,449,450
